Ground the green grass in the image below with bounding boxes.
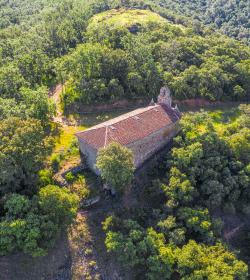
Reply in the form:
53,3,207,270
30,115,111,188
88,8,168,30
72,109,132,127
53,125,86,154
48,125,86,170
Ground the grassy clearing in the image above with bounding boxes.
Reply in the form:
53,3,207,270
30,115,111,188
88,8,168,29
53,125,86,154
178,105,241,138
72,109,132,127
48,125,86,171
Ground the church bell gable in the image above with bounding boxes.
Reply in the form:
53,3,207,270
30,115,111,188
157,86,172,107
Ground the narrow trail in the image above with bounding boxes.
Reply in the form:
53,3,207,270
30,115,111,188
49,84,76,126
49,84,64,123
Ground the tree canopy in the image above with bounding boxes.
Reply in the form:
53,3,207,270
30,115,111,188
154,0,250,44
96,142,135,191
0,0,249,116
0,186,79,257
0,117,53,196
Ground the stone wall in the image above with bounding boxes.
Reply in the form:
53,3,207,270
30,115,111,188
128,121,180,168
77,138,99,175
66,98,147,114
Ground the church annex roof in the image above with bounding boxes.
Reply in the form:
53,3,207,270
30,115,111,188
75,104,181,150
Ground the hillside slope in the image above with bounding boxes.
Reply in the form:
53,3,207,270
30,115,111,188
154,0,250,44
57,8,250,112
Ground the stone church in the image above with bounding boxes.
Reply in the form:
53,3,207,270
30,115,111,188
76,87,181,175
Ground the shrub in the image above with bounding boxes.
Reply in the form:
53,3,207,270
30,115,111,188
51,154,61,172
0,185,79,257
38,169,53,187
65,171,75,183
70,175,90,200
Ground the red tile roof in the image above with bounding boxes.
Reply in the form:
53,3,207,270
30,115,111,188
76,104,180,150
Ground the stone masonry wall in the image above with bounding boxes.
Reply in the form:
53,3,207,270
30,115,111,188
127,121,180,168
77,138,99,175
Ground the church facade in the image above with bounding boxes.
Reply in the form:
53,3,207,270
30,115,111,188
75,88,181,175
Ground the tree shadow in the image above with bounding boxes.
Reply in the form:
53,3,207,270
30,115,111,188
0,232,71,280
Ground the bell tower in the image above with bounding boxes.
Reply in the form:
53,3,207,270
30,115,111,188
157,86,172,107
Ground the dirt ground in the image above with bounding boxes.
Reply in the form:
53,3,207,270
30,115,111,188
0,232,71,280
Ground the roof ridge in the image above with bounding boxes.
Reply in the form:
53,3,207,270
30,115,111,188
76,104,180,149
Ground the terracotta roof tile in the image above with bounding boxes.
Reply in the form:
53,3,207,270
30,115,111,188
76,104,180,150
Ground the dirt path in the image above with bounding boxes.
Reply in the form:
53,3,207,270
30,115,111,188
49,84,64,123
69,196,132,280
49,84,77,126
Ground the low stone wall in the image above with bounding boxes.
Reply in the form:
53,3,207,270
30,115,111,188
175,98,242,108
66,98,242,115
66,99,148,114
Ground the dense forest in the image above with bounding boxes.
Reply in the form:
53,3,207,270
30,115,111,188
154,0,250,44
0,0,249,114
57,8,250,111
0,0,250,278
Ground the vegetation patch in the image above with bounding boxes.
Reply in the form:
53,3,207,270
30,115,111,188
87,8,168,30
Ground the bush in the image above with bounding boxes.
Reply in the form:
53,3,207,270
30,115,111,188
65,171,75,183
51,154,61,172
69,175,90,200
38,169,53,187
0,185,79,257
39,185,79,227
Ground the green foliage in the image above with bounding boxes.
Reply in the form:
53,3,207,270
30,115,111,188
57,8,250,110
154,0,250,44
164,110,250,212
65,171,75,183
103,215,247,279
163,167,196,208
4,194,31,219
0,1,249,116
39,185,79,226
0,186,79,257
51,154,61,172
175,240,248,279
0,117,53,196
96,142,135,192
177,207,215,243
69,175,90,201
38,169,53,187
104,217,175,279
